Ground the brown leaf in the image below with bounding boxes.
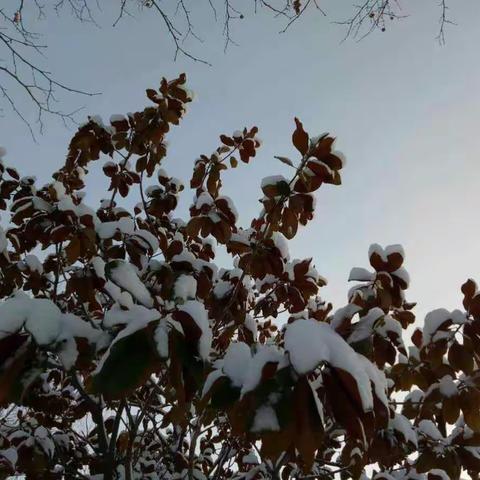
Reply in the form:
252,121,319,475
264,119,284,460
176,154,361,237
292,118,309,155
449,340,474,374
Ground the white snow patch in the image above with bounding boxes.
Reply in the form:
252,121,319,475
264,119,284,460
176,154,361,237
285,319,386,411
223,342,252,387
241,345,287,396
438,375,458,398
177,300,212,360
418,419,443,441
250,405,280,433
174,275,197,301
107,261,153,308
390,413,417,447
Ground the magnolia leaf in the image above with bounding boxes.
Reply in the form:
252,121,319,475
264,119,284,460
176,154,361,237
292,118,309,155
89,325,159,400
274,156,294,167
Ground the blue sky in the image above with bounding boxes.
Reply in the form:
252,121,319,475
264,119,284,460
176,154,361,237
2,0,480,320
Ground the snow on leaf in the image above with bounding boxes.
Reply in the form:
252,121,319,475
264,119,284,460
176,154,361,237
423,309,455,345
418,419,443,441
202,369,225,398
390,412,418,447
174,274,197,301
0,292,31,340
103,304,159,328
241,345,287,396
223,342,252,387
285,319,387,411
174,300,212,360
348,267,375,282
105,260,153,308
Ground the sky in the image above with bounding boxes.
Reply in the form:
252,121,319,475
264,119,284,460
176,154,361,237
2,0,480,322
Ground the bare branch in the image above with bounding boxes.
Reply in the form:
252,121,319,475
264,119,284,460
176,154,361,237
0,1,99,137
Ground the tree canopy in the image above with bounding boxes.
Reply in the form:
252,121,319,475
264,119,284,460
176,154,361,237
0,74,479,480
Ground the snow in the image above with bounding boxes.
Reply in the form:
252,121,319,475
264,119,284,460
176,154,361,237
95,307,159,374
202,369,225,398
230,229,252,247
110,113,127,123
373,474,396,480
107,260,153,308
285,319,388,411
390,413,417,447
347,307,384,344
103,304,159,328
217,195,239,222
177,300,212,360
348,267,375,282
451,309,467,325
96,218,135,239
391,267,410,287
0,293,66,345
0,447,17,467
271,232,289,259
133,229,159,252
169,177,183,191
154,316,184,359
174,275,197,301
23,254,43,274
250,405,280,433
405,389,424,404
330,304,361,331
57,197,96,219
368,243,388,262
385,244,405,258
355,354,388,407
172,251,196,265
213,280,233,299
0,294,99,368
418,419,443,441
35,426,55,458
208,211,222,223
0,291,30,339
118,291,134,309
195,191,214,209
146,185,161,197
261,175,288,188
59,312,98,342
223,342,252,387
51,181,66,200
57,336,78,370
244,314,257,341
438,375,458,397
377,314,403,340
242,452,259,464
154,320,170,358
285,258,316,282
241,345,287,395
423,309,454,345
464,446,480,459
0,226,8,252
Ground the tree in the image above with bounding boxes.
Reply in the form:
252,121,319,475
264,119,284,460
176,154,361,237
1,0,454,136
0,73,478,480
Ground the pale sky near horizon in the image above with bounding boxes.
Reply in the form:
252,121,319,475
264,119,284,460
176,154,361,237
2,0,480,323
